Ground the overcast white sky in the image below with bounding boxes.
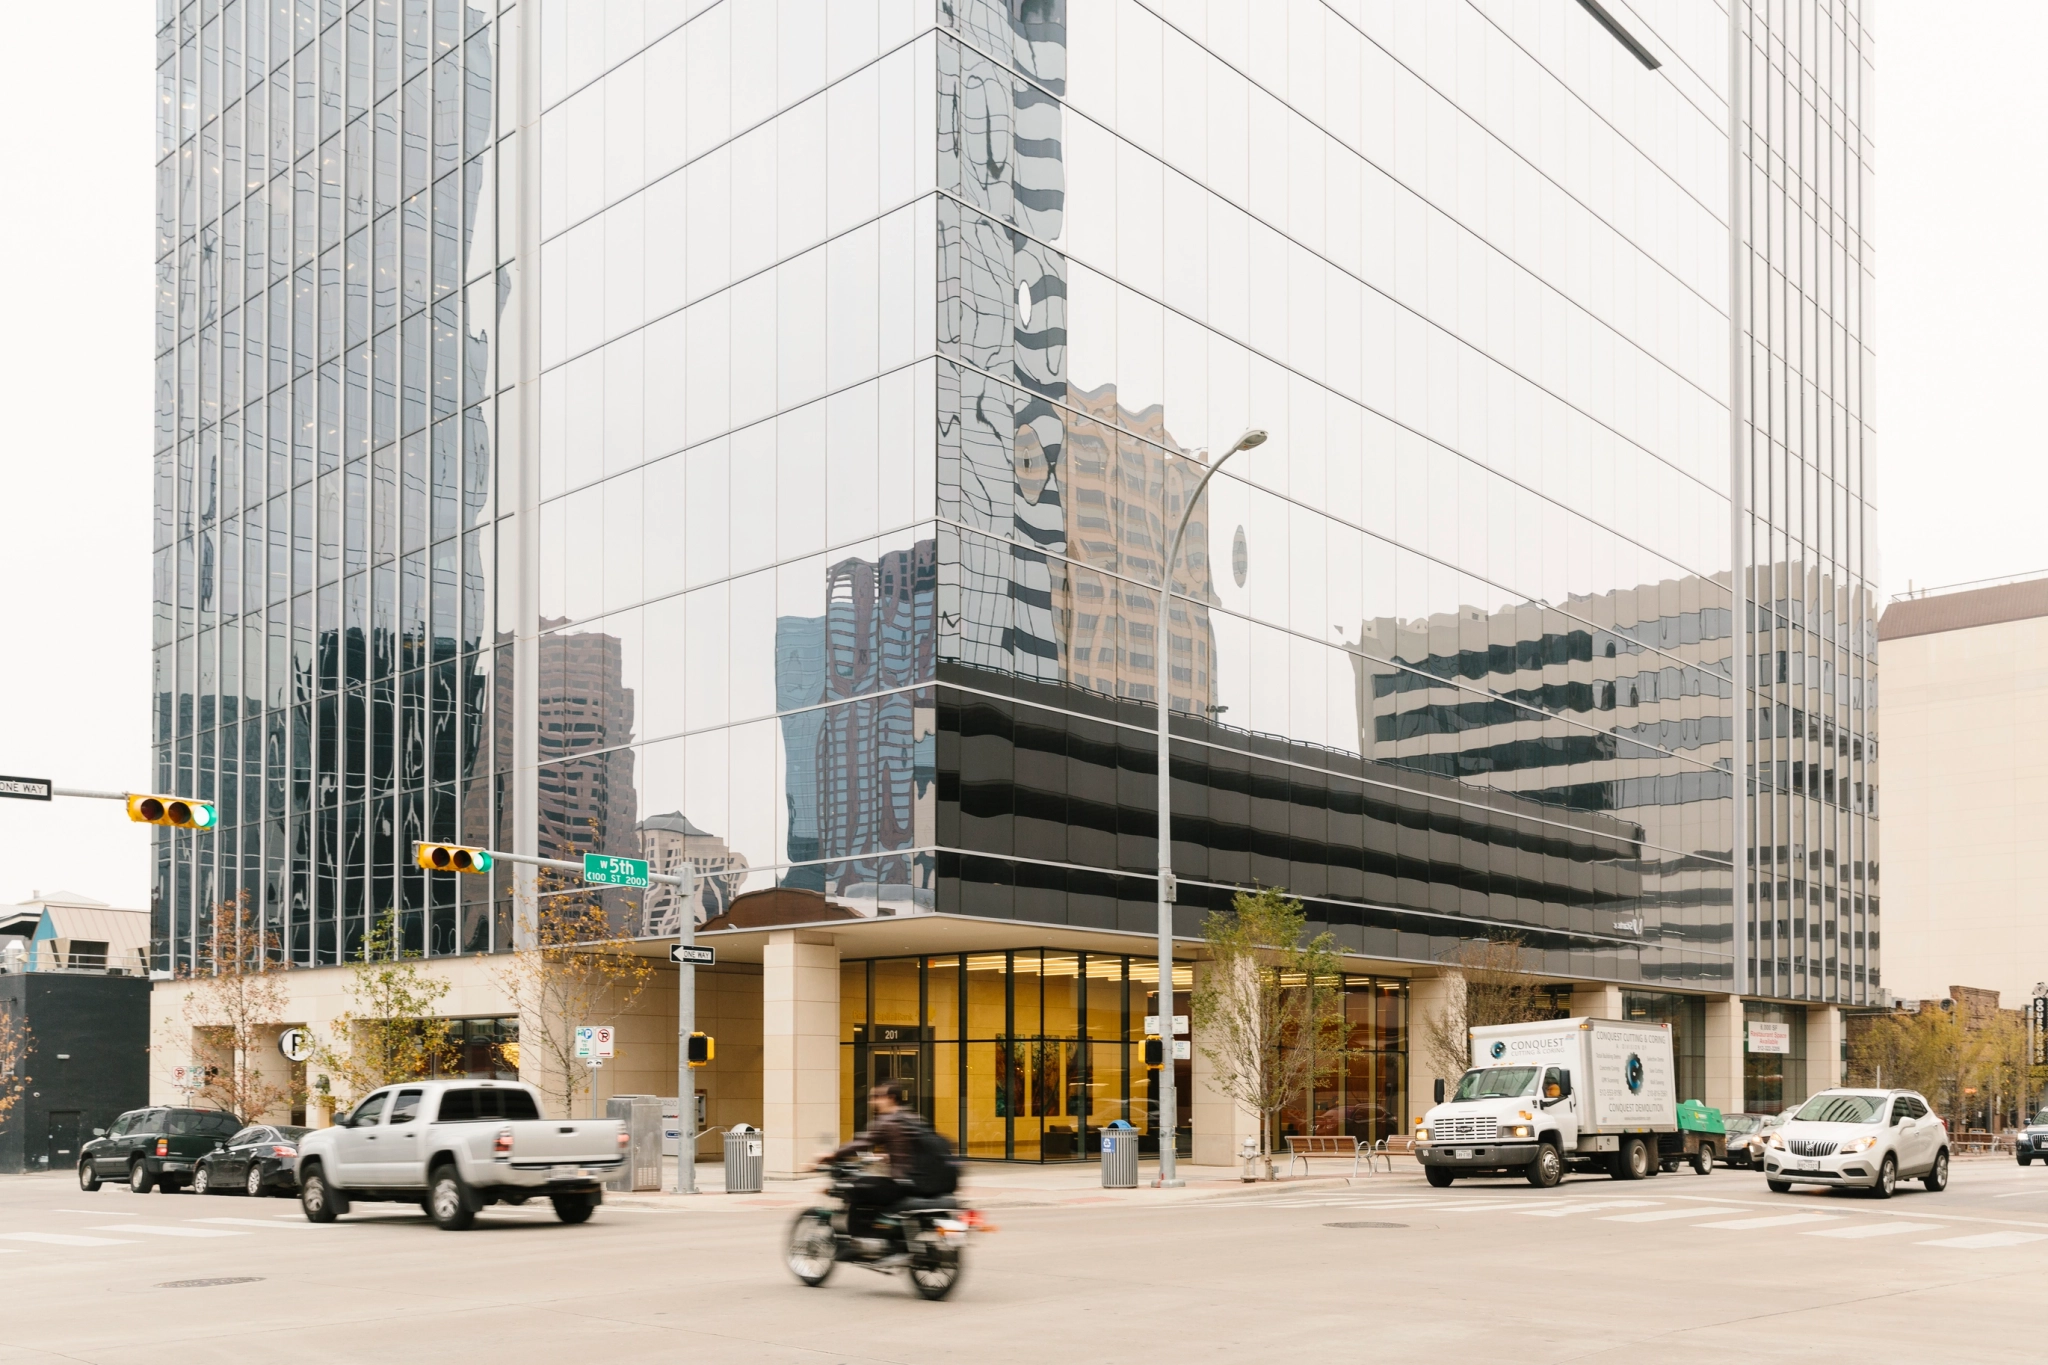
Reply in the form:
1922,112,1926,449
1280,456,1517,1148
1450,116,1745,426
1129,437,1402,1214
0,4,2034,910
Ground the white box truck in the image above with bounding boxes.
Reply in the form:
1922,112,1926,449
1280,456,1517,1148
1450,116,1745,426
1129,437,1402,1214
1414,1017,1714,1188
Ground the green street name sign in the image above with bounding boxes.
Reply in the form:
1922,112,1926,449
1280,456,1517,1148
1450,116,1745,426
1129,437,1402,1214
583,853,651,888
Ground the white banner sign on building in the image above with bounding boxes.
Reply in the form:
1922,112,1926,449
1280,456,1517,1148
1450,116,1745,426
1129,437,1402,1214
1748,1022,1791,1055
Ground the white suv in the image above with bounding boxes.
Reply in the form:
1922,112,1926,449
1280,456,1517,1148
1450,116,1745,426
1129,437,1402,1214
1761,1088,1949,1198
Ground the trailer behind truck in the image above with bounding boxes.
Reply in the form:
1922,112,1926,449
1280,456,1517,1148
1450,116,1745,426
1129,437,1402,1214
1414,1017,1717,1187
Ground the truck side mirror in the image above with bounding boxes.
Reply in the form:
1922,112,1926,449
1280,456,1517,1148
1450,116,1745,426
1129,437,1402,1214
1557,1075,1572,1099
1433,1078,1446,1105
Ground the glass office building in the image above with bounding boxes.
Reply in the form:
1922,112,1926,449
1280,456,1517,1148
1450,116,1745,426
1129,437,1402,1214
153,0,1875,1141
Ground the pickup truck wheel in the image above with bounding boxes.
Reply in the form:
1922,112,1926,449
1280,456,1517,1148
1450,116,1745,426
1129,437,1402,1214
299,1166,344,1222
1524,1143,1563,1188
1424,1165,1455,1188
128,1161,156,1195
551,1193,597,1224
429,1164,477,1230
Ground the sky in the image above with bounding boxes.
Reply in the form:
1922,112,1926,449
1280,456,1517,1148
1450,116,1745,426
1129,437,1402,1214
0,3,2033,911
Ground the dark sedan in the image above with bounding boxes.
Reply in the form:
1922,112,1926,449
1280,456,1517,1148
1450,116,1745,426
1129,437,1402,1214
194,1125,312,1197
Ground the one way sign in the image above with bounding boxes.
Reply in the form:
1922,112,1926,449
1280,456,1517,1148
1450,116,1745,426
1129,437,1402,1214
670,944,714,966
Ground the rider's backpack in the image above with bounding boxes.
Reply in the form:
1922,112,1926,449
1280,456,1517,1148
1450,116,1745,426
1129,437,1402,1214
902,1114,960,1196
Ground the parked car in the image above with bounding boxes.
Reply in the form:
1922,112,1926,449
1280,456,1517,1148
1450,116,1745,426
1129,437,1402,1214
295,1079,627,1229
193,1125,311,1197
78,1106,243,1194
1722,1112,1785,1169
1761,1088,1949,1198
2016,1108,2048,1166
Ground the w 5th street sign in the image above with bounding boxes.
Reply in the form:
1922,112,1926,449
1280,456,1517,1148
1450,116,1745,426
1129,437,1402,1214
583,853,650,888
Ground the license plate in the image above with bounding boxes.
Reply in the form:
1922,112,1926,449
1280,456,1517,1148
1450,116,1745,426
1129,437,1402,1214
552,1165,590,1178
1454,1149,1474,1159
1796,1162,1819,1172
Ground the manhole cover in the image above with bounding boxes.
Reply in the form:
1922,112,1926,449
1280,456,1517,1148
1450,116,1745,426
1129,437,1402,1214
157,1278,263,1289
1324,1221,1406,1229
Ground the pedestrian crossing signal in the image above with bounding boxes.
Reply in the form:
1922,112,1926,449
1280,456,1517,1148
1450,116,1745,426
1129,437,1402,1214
687,1032,714,1067
126,794,216,830
415,842,494,874
1143,1036,1163,1070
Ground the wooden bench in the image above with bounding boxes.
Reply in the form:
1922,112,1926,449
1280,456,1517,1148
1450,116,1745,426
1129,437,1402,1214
1284,1134,1375,1178
1377,1134,1417,1161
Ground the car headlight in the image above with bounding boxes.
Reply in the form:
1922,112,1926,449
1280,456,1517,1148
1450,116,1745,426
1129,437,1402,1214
1765,1133,1786,1149
1837,1135,1878,1154
1502,1124,1533,1139
1415,1126,1431,1142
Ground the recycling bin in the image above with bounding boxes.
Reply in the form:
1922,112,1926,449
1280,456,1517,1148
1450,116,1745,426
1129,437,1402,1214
1101,1120,1138,1188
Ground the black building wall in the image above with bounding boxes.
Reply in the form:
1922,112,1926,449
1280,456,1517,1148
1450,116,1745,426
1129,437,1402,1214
0,974,152,1175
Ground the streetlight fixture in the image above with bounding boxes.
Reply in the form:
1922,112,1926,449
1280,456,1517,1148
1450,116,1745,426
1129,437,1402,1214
1153,426,1265,1188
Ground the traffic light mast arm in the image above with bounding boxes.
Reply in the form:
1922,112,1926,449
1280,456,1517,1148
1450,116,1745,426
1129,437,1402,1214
50,787,132,801
408,842,694,888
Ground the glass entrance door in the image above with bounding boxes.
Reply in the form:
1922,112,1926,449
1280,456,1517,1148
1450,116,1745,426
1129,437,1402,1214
871,1046,921,1112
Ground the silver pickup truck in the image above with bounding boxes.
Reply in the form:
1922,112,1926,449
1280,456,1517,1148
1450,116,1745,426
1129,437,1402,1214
296,1080,627,1229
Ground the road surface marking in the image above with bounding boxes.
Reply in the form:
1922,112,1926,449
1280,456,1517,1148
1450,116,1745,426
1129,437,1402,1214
192,1217,325,1229
1602,1206,1750,1223
1918,1231,2048,1249
1805,1222,1943,1239
1517,1200,1661,1217
0,1232,137,1246
91,1224,247,1238
1697,1213,1839,1230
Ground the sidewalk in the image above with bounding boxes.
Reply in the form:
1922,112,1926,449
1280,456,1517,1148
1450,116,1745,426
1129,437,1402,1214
607,1154,1418,1211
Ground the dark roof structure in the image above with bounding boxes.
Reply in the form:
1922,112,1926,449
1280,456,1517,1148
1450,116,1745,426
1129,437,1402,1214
1879,577,2048,642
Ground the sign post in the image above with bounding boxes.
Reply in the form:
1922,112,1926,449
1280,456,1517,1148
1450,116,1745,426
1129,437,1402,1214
670,869,700,1195
575,1025,616,1119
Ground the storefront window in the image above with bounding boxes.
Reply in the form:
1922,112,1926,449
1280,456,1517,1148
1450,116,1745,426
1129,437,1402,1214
1623,992,1707,1102
1743,1002,1808,1114
1283,977,1409,1148
435,1016,518,1079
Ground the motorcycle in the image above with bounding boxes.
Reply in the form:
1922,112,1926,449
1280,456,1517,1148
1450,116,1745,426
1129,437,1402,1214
786,1158,989,1300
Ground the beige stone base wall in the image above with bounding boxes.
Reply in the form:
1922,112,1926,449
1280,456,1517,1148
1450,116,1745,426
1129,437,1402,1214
149,955,765,1129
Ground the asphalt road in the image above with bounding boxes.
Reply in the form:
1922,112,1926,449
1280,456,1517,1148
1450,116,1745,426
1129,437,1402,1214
3,1157,2045,1363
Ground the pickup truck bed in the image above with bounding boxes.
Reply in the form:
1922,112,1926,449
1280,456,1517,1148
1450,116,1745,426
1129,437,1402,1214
296,1080,627,1229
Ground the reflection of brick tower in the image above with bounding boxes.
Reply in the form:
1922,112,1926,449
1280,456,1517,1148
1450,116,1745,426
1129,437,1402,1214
815,542,935,893
637,811,749,934
536,622,636,861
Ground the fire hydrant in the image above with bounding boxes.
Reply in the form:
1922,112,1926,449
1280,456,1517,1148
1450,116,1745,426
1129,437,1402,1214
1239,1135,1261,1182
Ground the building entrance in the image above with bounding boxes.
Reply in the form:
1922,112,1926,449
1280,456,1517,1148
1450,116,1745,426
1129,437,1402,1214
869,1045,921,1111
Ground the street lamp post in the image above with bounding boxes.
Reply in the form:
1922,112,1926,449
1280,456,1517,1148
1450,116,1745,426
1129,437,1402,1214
1153,427,1265,1188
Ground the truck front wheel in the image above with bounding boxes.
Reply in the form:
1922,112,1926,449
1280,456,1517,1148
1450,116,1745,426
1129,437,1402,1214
1524,1143,1563,1188
1424,1165,1455,1188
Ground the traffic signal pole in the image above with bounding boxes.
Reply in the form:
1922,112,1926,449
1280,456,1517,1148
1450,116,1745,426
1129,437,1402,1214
410,842,703,1195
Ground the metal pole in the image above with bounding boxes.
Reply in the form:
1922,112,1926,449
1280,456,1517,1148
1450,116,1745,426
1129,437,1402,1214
1154,429,1263,1189
677,867,699,1195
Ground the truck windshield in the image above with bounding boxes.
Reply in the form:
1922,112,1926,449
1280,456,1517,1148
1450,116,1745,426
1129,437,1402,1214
1792,1094,1886,1124
1452,1067,1538,1101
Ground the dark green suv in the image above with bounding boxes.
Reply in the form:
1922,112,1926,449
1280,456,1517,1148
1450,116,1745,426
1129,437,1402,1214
79,1107,243,1193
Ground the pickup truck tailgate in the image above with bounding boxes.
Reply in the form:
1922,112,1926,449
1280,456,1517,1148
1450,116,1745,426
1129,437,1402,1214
504,1120,625,1168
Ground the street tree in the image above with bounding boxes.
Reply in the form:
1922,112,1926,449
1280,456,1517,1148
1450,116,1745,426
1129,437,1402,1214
181,892,295,1121
1420,937,1556,1092
1189,886,1346,1178
0,1002,29,1130
494,880,654,1120
312,910,457,1111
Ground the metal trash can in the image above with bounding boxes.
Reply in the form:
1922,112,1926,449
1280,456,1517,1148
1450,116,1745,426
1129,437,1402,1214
724,1123,764,1194
606,1094,662,1191
1101,1119,1138,1188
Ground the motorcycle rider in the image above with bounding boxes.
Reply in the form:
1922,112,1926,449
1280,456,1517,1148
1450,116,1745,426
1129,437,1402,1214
820,1080,921,1240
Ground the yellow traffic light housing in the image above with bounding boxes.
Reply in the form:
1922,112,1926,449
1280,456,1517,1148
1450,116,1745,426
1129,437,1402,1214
687,1032,714,1067
1143,1036,1163,1070
126,793,217,830
415,842,494,874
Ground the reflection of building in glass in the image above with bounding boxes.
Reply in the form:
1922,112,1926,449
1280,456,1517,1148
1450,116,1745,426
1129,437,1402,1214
637,811,749,935
776,543,938,911
536,623,636,865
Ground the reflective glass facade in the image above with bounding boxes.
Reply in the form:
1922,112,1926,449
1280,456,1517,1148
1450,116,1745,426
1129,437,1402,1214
154,1,1876,1010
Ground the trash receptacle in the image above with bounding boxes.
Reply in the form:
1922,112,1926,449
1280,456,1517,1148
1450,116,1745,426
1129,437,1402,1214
1101,1119,1138,1188
724,1123,764,1194
606,1094,662,1191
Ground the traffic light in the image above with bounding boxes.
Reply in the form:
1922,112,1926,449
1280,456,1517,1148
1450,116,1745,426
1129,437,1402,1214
1143,1036,1163,1070
414,842,494,874
126,793,216,830
687,1032,714,1067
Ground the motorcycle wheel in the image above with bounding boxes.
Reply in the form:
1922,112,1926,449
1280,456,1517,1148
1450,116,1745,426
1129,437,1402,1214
907,1241,963,1301
787,1209,837,1287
